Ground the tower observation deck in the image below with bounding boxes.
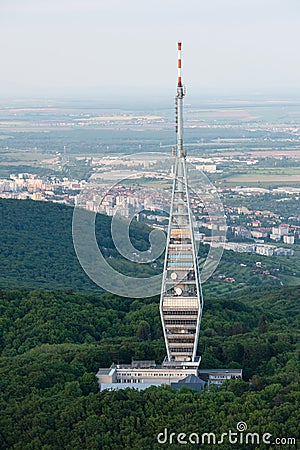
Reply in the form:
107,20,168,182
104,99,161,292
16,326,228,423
160,42,203,364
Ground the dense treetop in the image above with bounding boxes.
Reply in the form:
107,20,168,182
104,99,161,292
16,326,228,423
0,287,299,449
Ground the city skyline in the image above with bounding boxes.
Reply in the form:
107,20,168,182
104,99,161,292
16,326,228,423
0,0,300,99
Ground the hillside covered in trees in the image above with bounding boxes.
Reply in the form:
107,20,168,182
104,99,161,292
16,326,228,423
0,287,299,449
0,198,159,292
0,198,298,299
0,198,299,448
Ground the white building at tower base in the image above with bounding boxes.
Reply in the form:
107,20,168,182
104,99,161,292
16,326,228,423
96,360,242,392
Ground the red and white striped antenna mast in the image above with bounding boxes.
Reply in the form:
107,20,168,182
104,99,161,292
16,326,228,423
176,41,185,158
177,41,182,88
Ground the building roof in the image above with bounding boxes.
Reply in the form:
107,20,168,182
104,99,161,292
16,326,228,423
198,369,242,374
177,374,206,385
171,374,206,392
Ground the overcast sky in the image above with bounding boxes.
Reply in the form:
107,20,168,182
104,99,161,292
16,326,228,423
0,0,299,100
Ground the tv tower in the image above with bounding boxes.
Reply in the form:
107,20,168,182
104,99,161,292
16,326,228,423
160,42,203,364
96,42,243,391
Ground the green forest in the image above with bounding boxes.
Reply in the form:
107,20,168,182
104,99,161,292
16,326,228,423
0,198,299,449
0,287,299,449
0,199,159,292
0,198,298,299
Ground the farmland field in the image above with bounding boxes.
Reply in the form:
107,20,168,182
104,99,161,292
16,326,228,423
226,173,300,183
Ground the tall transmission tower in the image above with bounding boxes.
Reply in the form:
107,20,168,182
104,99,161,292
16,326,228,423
160,42,203,364
95,43,243,391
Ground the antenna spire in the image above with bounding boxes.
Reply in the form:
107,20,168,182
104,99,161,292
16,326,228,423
177,41,182,87
176,41,185,158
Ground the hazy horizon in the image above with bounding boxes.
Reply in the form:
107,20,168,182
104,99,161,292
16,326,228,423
1,0,299,99
1,89,300,109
